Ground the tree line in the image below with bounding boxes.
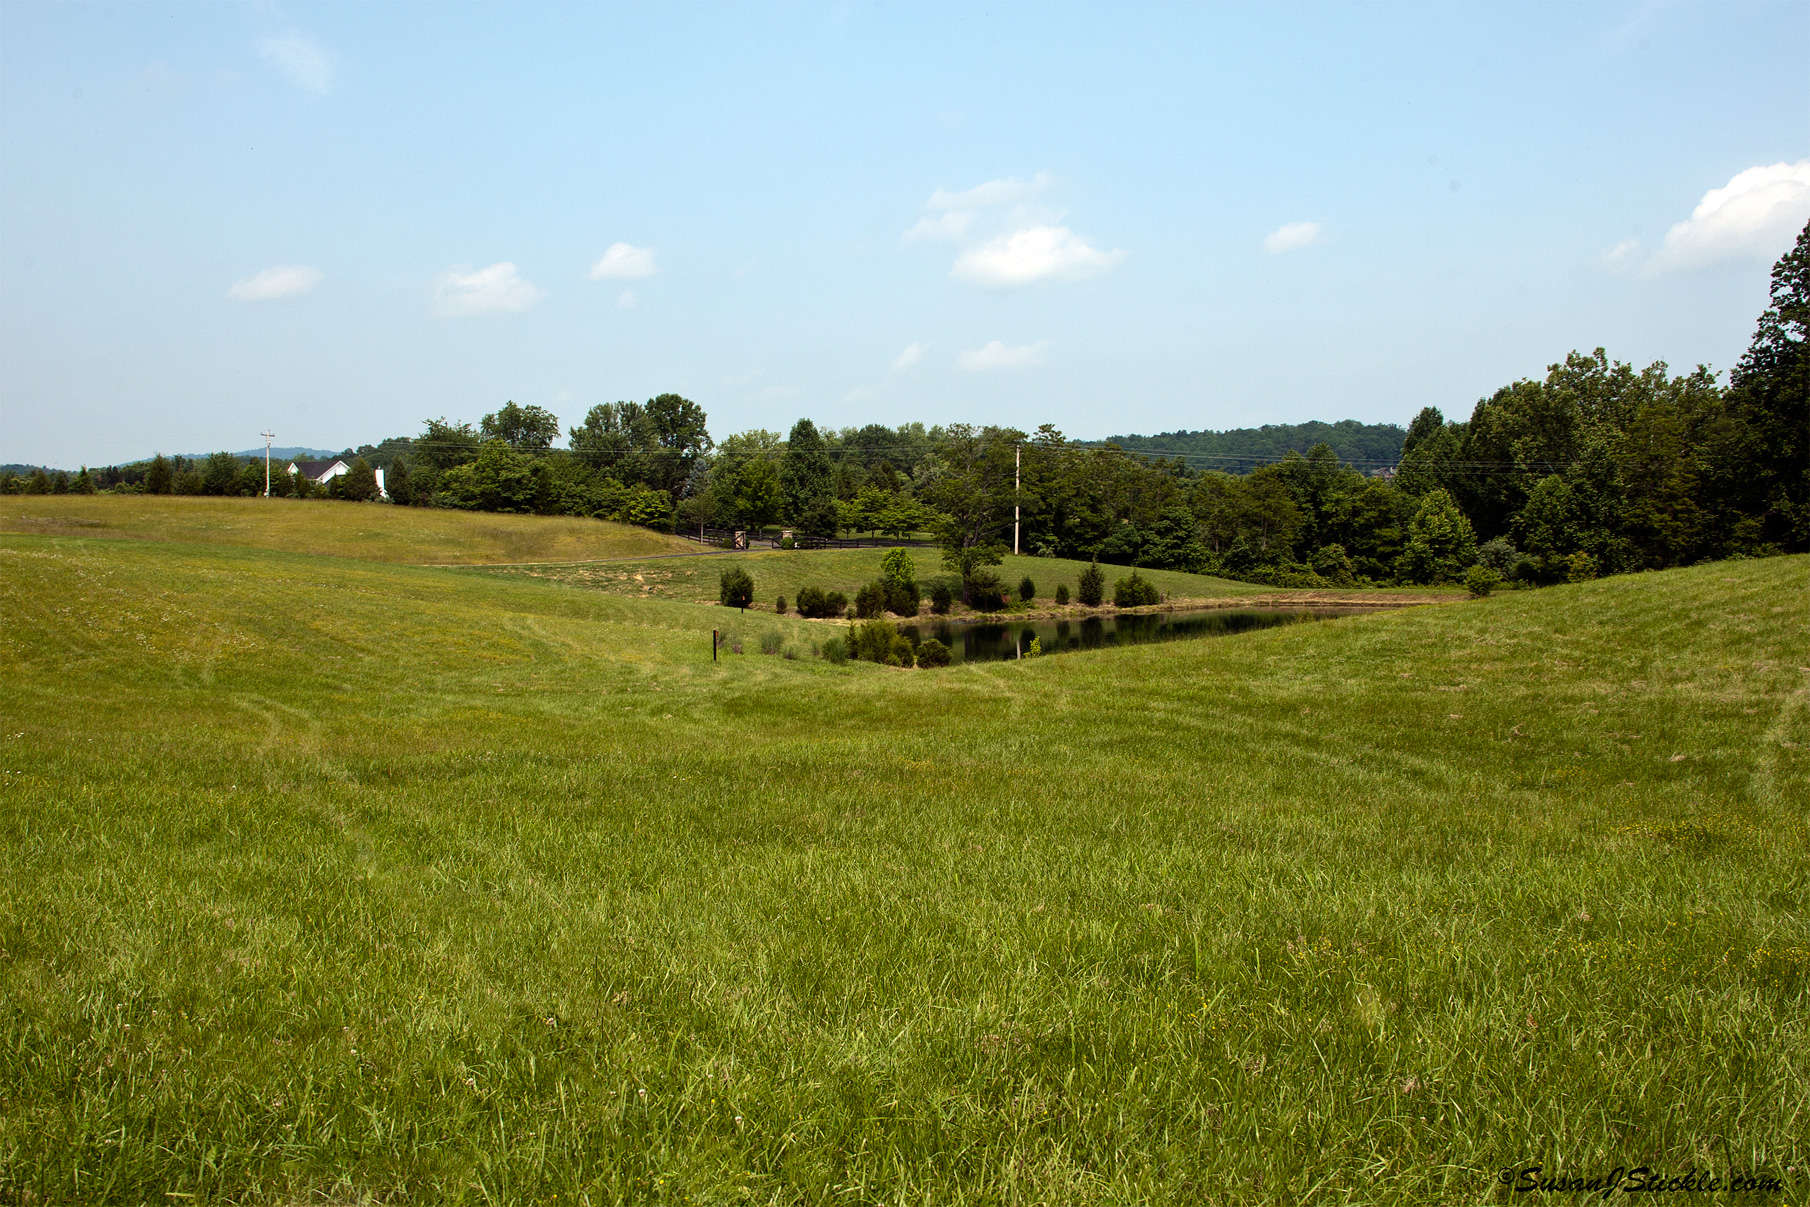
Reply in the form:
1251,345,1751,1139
13,223,1802,594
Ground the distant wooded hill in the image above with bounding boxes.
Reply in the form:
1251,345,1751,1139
1094,420,1407,471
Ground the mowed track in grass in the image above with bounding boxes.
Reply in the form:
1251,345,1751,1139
1,532,1805,1204
0,495,694,565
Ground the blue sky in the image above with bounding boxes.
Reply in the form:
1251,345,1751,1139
2,2,1805,468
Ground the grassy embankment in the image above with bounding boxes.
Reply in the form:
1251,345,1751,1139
0,510,1805,1204
0,494,694,565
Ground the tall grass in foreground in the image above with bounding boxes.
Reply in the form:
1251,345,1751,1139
0,536,1805,1204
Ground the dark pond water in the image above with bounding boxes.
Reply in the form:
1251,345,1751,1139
900,607,1363,663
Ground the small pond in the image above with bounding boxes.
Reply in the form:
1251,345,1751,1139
900,608,1364,663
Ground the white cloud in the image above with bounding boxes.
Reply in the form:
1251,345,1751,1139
590,243,659,280
1263,220,1327,255
928,172,1052,212
959,340,1048,371
1646,161,1810,273
893,342,927,370
433,263,545,317
228,265,322,301
614,290,637,309
952,226,1125,286
903,212,973,242
1602,238,1644,272
257,32,333,94
905,173,1054,240
845,387,875,402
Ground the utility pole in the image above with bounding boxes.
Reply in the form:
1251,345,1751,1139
1013,442,1021,556
260,430,275,497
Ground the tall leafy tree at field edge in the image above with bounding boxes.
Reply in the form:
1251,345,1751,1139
782,419,836,537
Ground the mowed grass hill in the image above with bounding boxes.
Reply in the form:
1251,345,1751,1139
0,506,1805,1203
0,495,695,565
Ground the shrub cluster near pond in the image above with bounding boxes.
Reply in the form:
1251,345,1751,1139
1114,571,1160,608
794,585,849,619
914,637,952,667
848,617,916,666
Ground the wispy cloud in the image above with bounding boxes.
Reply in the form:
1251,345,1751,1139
959,340,1048,371
903,212,972,243
893,342,927,370
614,290,637,309
952,226,1124,287
590,243,659,280
228,265,322,301
1263,220,1327,254
928,172,1053,212
433,263,545,317
904,173,1052,243
1637,160,1810,274
257,32,333,94
1602,238,1643,272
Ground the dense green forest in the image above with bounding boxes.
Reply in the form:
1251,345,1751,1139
12,223,1803,592
1097,419,1407,469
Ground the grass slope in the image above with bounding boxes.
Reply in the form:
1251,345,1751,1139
1,533,1806,1204
0,495,694,565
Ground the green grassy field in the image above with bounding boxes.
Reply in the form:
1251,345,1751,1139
0,495,695,565
1,519,1806,1204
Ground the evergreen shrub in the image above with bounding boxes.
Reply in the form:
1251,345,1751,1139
855,581,887,619
915,638,952,667
1113,572,1159,608
964,569,1008,612
1077,561,1105,607
719,567,755,611
885,578,921,617
1463,566,1500,598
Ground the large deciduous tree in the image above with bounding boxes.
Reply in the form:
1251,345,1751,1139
1715,220,1808,550
782,419,836,536
144,455,172,495
414,419,482,471
923,424,1020,599
481,402,562,451
1395,488,1478,584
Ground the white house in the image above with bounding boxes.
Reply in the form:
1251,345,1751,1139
288,458,350,485
287,458,388,500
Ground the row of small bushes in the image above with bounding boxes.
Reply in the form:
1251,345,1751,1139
846,618,950,668
715,619,950,669
725,560,1166,622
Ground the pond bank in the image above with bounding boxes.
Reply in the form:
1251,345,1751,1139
899,606,1376,663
